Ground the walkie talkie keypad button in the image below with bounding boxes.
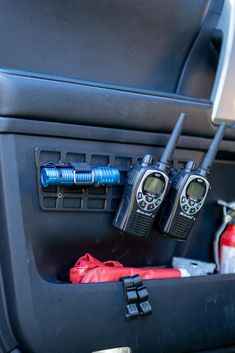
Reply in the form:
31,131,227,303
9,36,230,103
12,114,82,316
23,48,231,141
198,202,203,208
181,196,186,203
189,207,196,214
147,204,155,211
155,199,160,206
137,192,143,200
189,200,195,206
139,201,147,209
182,205,189,212
146,195,153,202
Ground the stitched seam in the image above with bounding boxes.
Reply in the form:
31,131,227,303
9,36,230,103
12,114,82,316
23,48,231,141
0,72,82,89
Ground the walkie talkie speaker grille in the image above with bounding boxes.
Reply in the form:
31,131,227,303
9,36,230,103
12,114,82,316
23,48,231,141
126,212,153,237
169,207,194,240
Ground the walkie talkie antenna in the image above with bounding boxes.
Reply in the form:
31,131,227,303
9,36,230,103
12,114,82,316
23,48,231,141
200,122,226,175
160,112,186,166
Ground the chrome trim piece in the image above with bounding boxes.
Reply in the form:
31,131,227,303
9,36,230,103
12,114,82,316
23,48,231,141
92,348,131,353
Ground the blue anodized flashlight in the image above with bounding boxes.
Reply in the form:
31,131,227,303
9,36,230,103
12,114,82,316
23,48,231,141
40,166,120,188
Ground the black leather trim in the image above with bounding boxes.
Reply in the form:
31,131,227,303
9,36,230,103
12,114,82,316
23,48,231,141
0,69,234,139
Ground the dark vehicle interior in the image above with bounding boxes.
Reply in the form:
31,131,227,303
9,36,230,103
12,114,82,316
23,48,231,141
1,1,235,352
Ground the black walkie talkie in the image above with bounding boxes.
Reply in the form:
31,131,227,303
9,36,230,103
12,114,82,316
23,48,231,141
157,123,226,240
112,113,186,238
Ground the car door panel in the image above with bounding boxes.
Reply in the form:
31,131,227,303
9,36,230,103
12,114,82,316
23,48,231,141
1,1,235,353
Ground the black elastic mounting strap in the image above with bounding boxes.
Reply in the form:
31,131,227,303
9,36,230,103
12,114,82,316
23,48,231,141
42,161,92,172
43,161,68,168
68,162,92,172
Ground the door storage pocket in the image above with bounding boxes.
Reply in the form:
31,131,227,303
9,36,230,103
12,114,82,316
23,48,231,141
0,122,235,353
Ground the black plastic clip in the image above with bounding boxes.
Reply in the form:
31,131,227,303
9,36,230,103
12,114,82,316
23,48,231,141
121,276,139,320
132,274,143,287
137,285,152,316
139,300,152,316
120,275,152,320
133,275,152,316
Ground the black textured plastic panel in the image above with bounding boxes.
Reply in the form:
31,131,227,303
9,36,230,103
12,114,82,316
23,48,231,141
35,148,137,212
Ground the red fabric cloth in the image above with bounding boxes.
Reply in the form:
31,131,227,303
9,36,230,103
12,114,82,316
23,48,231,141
69,253,181,283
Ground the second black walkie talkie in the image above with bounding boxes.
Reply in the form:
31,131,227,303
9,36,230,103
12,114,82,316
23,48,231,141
157,123,226,240
112,113,186,238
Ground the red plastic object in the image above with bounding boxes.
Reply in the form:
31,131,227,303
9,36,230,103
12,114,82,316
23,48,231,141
69,253,182,283
220,224,235,273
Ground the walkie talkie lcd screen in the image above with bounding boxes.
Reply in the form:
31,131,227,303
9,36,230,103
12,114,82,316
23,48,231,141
186,181,205,200
143,176,164,195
